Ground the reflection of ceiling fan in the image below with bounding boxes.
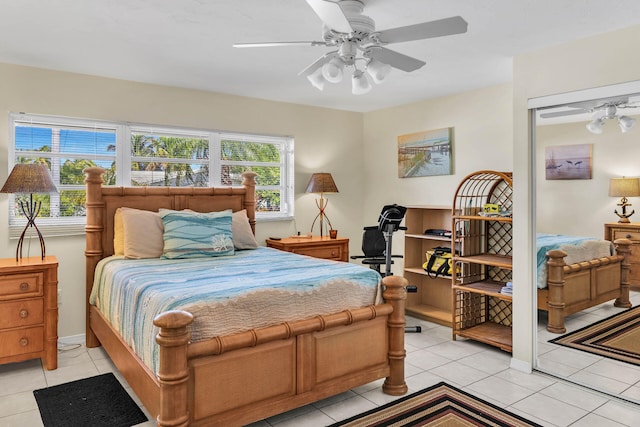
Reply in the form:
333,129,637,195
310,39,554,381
233,0,468,94
540,97,638,133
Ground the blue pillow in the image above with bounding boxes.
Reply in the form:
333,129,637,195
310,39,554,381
159,209,234,259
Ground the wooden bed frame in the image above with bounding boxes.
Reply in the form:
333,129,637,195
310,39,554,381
83,167,408,427
539,239,632,333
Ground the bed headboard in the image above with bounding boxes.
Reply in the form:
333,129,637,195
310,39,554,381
83,166,256,342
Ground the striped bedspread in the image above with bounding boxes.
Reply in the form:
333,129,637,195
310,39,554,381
90,247,381,374
536,233,614,289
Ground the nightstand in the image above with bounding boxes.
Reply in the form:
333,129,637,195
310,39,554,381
604,222,640,291
266,236,349,261
0,256,58,370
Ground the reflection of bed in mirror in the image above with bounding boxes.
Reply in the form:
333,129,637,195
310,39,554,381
536,233,632,333
83,166,408,427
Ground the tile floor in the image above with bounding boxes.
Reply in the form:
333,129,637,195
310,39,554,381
1,293,640,427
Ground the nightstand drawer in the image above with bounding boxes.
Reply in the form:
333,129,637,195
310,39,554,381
0,299,44,329
0,326,44,358
611,228,640,242
295,245,344,260
0,273,42,300
266,236,349,261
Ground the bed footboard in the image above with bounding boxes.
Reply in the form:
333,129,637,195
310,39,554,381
152,275,407,427
543,238,632,333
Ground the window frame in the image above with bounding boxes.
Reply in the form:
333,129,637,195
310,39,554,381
7,113,294,237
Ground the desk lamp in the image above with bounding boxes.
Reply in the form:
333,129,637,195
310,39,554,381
1,163,58,261
305,173,338,237
609,177,640,223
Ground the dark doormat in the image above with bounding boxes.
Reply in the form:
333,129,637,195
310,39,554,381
33,372,148,427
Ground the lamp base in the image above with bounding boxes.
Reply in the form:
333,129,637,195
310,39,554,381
310,196,333,237
614,198,634,224
16,197,46,262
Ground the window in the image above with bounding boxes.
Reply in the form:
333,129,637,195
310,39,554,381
8,113,294,237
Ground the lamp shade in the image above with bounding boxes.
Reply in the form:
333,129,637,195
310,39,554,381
351,70,372,95
618,115,637,133
1,163,58,194
586,118,604,134
305,173,338,194
322,57,344,83
366,59,392,84
306,67,327,91
609,177,640,197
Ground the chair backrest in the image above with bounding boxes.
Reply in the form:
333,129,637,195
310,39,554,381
362,227,386,258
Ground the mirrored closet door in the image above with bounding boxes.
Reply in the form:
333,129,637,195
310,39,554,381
532,84,640,404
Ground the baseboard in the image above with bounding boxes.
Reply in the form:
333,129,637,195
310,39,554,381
58,333,86,348
509,357,532,373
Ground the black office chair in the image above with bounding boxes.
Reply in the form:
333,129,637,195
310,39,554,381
352,226,404,276
351,205,421,333
351,204,407,275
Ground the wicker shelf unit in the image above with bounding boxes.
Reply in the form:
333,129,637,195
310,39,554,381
451,171,513,352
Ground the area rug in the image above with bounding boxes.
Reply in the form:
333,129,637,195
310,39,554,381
549,306,640,366
328,381,540,426
33,372,148,427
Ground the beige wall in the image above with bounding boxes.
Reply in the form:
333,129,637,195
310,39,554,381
536,121,640,236
513,24,640,369
0,63,364,338
361,83,514,274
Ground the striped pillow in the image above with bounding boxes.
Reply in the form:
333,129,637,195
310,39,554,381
159,209,234,259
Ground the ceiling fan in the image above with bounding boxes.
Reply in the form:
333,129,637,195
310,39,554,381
540,96,639,133
233,0,468,94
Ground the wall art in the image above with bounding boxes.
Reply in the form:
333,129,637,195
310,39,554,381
545,143,592,180
398,127,453,178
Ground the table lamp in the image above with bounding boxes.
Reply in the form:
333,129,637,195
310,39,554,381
1,163,58,261
609,177,640,223
305,173,338,237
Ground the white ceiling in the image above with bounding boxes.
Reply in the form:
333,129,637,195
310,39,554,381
2,0,640,113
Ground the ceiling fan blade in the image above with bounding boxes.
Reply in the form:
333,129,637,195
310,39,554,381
367,47,425,72
305,0,352,33
233,41,328,48
298,52,338,77
376,16,468,44
539,109,589,119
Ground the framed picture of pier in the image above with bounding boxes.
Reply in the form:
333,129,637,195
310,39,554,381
398,127,453,178
545,143,592,180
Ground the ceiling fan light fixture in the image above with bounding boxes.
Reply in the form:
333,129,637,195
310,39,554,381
618,115,637,133
352,70,371,95
307,67,326,91
586,118,604,134
366,58,391,84
322,57,344,83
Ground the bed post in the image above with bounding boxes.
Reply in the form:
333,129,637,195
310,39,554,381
613,238,632,309
546,249,567,334
241,171,257,233
154,310,194,427
84,166,107,348
381,275,408,396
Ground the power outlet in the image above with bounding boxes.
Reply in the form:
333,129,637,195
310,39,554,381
58,288,62,305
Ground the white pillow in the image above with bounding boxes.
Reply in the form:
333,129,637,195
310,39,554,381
120,207,164,259
232,209,258,250
113,208,125,255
